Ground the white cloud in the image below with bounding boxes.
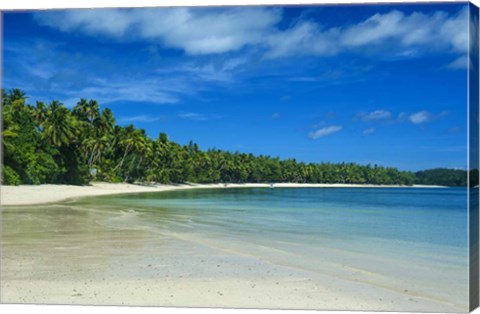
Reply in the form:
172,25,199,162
59,79,181,107
138,8,282,55
397,112,407,122
363,128,375,135
34,9,133,37
438,110,450,118
272,113,281,119
6,38,249,108
409,111,432,124
35,7,282,55
341,11,406,47
446,55,469,70
176,64,234,83
153,57,248,86
27,63,55,80
221,58,247,71
356,110,392,121
438,7,470,54
341,8,468,53
35,78,182,109
34,6,468,58
178,112,222,121
266,7,468,58
118,115,165,123
265,21,340,58
308,125,342,139
447,126,463,134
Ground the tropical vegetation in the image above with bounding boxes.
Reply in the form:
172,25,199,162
1,89,470,187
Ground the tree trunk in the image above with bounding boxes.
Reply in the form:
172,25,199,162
114,145,131,171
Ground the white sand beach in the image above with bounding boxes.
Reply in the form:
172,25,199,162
0,182,463,312
0,202,464,312
0,182,445,206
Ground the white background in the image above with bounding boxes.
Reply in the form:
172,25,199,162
0,1,479,314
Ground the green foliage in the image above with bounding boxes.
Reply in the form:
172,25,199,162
2,166,21,185
25,151,61,184
415,168,467,187
1,88,467,187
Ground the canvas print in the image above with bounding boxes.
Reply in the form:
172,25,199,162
1,1,479,312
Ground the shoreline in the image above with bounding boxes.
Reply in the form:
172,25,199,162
1,182,448,206
0,182,466,312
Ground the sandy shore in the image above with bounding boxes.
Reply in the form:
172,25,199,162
2,278,460,311
0,182,464,311
1,182,446,206
0,203,464,312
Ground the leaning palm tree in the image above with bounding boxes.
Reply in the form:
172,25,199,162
33,101,47,129
83,135,111,172
42,101,76,147
82,108,116,173
113,125,136,172
131,131,152,170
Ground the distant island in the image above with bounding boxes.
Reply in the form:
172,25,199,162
1,89,471,187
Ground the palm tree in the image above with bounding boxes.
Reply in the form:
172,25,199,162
114,125,136,172
4,88,27,106
81,108,116,174
33,101,47,129
1,125,19,152
84,135,110,171
129,129,149,166
86,100,100,125
72,99,88,119
97,108,115,134
74,99,106,164
73,99,100,126
116,128,150,182
43,101,76,146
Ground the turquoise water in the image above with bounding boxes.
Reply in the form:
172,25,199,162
89,187,467,248
62,187,469,309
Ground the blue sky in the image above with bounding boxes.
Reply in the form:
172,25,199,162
2,3,472,171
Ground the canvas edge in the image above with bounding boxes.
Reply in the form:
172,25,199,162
469,1,480,312
0,7,4,306
0,2,477,313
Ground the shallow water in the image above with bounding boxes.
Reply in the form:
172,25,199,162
1,187,469,310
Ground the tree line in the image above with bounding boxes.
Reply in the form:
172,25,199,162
1,89,469,187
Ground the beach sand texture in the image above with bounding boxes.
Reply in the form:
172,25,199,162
0,183,464,312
